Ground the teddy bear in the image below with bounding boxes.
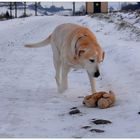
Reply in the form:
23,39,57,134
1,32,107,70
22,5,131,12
83,91,116,109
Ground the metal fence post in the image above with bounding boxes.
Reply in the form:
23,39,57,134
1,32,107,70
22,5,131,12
35,2,37,16
24,2,26,16
9,2,12,18
73,2,75,16
14,2,17,18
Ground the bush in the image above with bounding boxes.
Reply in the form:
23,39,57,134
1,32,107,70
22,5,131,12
122,3,140,11
0,11,12,20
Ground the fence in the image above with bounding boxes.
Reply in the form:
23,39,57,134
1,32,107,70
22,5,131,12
0,2,86,19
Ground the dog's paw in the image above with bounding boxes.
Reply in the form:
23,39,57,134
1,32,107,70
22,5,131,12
58,87,67,93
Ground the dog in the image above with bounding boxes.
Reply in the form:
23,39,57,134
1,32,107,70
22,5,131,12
25,23,105,93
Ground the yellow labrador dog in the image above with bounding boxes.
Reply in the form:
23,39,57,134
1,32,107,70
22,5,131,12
25,23,105,93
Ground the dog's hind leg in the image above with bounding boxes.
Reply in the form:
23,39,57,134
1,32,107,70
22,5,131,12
59,63,70,93
53,57,61,88
52,46,61,92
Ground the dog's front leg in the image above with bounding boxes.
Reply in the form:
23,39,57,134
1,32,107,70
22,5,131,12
87,72,96,93
59,63,70,93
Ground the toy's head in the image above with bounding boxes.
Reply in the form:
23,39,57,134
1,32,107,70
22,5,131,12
83,92,103,107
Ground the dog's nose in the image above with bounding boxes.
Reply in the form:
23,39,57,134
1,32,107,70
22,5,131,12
94,71,100,78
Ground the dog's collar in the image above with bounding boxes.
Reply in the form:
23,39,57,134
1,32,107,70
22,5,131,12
75,34,87,56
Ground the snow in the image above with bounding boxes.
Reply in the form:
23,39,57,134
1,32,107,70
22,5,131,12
0,15,140,138
109,11,140,28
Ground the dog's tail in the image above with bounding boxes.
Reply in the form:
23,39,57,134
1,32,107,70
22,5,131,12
25,34,51,48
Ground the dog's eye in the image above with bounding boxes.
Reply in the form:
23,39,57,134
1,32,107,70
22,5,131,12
89,59,95,63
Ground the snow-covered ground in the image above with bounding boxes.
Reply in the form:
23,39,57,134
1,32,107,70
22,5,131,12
109,11,140,28
0,15,140,138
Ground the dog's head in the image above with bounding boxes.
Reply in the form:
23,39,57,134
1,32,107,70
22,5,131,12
76,35,105,78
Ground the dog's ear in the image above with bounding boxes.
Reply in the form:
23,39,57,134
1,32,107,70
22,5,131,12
74,49,85,60
78,49,85,57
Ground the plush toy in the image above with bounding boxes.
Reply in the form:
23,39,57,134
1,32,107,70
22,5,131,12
83,91,116,109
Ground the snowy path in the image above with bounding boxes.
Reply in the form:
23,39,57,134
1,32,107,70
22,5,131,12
0,16,140,138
